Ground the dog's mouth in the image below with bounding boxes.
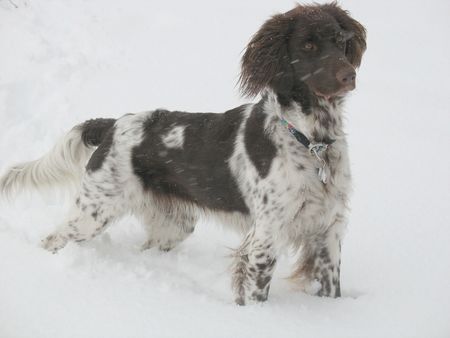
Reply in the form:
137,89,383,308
314,91,333,100
313,87,353,102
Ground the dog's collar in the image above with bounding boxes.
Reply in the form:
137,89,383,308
280,117,334,184
279,117,335,152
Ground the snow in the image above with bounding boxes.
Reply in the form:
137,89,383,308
1,0,449,337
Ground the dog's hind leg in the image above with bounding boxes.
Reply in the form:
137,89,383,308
41,171,127,253
139,205,197,252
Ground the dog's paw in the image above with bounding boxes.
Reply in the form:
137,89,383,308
141,239,176,252
294,277,322,296
158,240,176,252
140,239,154,251
41,233,68,253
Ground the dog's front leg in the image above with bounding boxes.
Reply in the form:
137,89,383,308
231,221,280,305
292,219,345,298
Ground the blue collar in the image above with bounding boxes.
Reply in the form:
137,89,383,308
279,117,334,154
280,117,334,184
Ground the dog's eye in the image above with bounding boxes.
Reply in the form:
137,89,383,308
303,42,317,51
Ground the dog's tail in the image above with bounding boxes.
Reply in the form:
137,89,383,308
0,118,116,199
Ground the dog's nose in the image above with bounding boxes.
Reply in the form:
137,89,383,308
336,68,356,90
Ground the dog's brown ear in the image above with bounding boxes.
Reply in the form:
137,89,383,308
321,3,367,68
239,12,295,97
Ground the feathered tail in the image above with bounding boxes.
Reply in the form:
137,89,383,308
0,118,116,199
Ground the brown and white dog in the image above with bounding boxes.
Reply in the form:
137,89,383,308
0,3,366,305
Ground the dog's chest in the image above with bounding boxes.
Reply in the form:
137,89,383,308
280,136,351,232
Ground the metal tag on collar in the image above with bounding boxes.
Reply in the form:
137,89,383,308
309,143,329,184
308,143,329,156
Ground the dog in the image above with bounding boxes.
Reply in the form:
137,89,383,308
0,3,366,305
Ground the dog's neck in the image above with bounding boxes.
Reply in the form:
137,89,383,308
262,89,346,143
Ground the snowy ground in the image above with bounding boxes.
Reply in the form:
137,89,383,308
1,0,449,337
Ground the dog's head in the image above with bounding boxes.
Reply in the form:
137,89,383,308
239,3,366,108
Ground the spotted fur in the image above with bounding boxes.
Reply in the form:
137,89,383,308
0,3,365,305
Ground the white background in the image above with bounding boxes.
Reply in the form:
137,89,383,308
0,0,449,337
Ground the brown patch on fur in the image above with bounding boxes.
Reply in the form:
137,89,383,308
239,7,297,97
320,3,367,68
